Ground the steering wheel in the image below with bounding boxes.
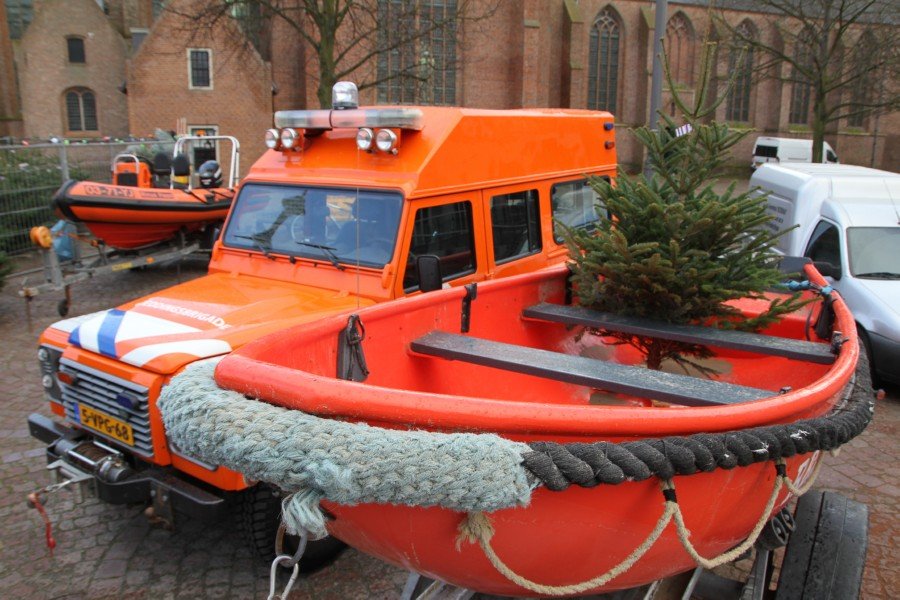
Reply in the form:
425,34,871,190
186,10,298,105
288,215,304,244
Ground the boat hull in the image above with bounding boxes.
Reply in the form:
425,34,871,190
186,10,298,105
53,180,233,249
215,263,858,596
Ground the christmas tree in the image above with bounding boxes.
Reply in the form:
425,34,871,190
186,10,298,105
564,43,806,372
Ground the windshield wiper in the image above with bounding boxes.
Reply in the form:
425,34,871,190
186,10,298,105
295,241,346,271
854,271,900,279
235,234,274,259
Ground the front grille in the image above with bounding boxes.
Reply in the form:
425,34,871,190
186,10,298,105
59,358,154,457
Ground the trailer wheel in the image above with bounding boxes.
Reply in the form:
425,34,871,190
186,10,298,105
775,490,868,600
237,483,346,571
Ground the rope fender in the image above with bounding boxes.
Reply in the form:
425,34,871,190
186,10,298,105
158,354,875,539
522,351,875,491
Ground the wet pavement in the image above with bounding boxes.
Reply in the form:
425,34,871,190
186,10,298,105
0,257,897,599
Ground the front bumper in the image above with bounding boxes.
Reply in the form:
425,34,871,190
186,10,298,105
28,413,227,522
868,331,900,385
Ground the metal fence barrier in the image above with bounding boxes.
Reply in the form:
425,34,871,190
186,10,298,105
0,140,174,255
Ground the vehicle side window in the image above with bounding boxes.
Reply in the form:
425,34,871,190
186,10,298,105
755,144,778,158
804,221,841,268
490,189,541,263
403,201,476,290
826,149,838,162
551,177,607,242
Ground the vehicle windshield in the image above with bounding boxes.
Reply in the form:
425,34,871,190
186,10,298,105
847,227,900,279
223,183,403,268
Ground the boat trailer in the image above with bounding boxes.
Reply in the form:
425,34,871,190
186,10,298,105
17,228,206,317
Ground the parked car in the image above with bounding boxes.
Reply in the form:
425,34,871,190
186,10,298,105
752,136,839,169
751,163,900,385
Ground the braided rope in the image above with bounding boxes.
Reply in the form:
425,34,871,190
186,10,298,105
521,353,873,490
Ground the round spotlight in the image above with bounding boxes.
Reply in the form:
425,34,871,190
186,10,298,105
356,128,374,151
264,128,281,150
38,348,49,362
375,129,398,153
280,127,300,150
42,374,54,389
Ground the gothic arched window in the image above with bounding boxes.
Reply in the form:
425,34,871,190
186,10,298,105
789,27,815,125
587,7,622,113
666,12,695,87
726,20,756,122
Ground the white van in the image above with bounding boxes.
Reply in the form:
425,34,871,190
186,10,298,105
751,163,900,385
752,137,839,169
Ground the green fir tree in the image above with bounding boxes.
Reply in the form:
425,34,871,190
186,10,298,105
564,42,806,373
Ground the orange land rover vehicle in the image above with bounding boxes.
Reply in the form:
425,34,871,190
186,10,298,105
28,83,617,564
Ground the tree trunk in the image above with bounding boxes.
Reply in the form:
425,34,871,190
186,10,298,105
646,344,663,371
811,90,827,164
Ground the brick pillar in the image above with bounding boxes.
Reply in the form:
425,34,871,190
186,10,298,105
561,0,584,109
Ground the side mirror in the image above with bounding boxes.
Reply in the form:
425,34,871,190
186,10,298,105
416,255,443,292
813,261,842,281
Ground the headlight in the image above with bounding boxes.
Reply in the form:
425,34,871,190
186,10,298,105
264,129,281,150
280,127,300,150
356,128,374,151
375,129,399,153
38,345,63,403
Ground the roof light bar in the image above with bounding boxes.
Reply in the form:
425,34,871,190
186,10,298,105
331,108,424,131
275,108,424,132
274,110,332,130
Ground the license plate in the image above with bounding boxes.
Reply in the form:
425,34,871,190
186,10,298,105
78,405,135,446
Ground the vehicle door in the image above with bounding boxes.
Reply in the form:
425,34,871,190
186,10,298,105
483,184,549,280
396,192,487,295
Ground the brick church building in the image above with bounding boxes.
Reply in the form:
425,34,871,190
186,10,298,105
3,0,896,171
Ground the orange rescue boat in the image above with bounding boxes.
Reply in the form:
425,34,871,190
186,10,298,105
212,261,867,596
51,137,239,250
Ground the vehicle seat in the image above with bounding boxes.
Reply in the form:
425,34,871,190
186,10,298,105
152,152,172,188
171,154,191,189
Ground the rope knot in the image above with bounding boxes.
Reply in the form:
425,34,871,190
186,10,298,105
455,511,494,551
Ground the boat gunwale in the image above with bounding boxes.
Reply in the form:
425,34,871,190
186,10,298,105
214,263,859,438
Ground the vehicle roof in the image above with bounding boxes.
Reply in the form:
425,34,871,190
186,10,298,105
752,164,900,227
244,106,616,199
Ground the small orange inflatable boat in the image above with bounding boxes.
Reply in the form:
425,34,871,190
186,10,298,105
214,261,863,596
52,138,239,250
52,179,233,249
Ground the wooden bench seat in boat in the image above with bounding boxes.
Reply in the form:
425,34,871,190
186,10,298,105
522,303,835,365
410,331,775,407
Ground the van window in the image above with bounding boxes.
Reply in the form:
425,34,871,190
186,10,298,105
804,220,841,269
403,201,476,290
755,144,778,158
552,178,605,241
490,189,541,263
826,149,838,163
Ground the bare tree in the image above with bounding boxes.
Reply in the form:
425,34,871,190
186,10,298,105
716,0,899,162
169,0,497,108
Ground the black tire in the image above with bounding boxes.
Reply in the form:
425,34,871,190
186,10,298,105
236,483,346,571
775,490,868,600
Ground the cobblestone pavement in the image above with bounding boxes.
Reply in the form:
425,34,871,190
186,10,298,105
0,257,897,599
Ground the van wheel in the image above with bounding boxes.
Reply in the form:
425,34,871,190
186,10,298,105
236,483,346,571
774,490,868,600
855,325,880,389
